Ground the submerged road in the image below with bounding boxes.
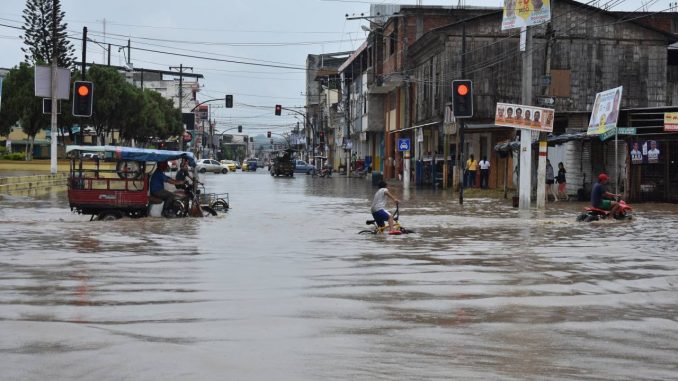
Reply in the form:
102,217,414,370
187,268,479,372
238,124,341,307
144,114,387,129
1,170,677,380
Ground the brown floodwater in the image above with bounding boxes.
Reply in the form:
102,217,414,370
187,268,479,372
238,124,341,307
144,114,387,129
1,170,677,380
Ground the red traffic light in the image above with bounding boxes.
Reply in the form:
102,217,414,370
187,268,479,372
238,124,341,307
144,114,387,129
77,85,90,97
275,104,282,116
456,84,469,96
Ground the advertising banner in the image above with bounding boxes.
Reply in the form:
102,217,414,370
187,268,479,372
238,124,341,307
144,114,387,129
587,86,623,136
502,0,552,30
664,112,678,132
629,140,660,165
494,102,555,132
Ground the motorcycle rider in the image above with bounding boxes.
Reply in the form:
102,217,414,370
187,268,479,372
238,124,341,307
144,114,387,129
150,161,185,214
590,173,621,217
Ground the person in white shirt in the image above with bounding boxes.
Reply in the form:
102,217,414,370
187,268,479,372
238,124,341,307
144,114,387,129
371,181,400,234
479,156,490,189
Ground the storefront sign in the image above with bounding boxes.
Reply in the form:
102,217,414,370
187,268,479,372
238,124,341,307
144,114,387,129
617,127,636,135
664,112,678,132
494,102,554,132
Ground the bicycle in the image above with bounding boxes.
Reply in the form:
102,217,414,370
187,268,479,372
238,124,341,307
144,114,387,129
358,204,414,235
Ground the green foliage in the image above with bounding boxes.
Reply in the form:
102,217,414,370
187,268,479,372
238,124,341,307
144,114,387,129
0,63,48,160
21,0,75,68
1,152,27,160
1,63,183,149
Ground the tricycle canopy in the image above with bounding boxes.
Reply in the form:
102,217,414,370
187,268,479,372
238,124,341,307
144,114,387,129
66,145,197,167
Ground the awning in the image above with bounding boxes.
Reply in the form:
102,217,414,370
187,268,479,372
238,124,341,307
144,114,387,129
494,132,590,153
389,121,439,134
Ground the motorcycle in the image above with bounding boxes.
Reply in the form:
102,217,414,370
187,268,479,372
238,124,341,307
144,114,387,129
164,179,217,218
576,196,633,222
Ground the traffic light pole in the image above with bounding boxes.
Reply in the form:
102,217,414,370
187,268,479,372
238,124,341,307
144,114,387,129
49,0,58,174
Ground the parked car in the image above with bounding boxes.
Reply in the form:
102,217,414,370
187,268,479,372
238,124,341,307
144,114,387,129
234,161,241,169
293,159,316,174
219,160,237,172
196,159,228,174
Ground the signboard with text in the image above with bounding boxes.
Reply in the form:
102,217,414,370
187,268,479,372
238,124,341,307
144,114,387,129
587,86,623,136
494,102,555,132
664,112,678,132
501,0,552,30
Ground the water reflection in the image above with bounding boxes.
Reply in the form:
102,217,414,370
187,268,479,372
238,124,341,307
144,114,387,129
1,171,677,380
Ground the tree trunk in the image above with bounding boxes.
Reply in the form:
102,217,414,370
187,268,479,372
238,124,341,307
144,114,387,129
27,135,35,161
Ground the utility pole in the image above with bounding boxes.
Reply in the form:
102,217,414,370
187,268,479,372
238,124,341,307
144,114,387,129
536,23,553,209
49,0,58,174
170,64,193,111
519,26,533,211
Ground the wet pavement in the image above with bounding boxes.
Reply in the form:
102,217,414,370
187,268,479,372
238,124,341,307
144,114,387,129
1,170,677,380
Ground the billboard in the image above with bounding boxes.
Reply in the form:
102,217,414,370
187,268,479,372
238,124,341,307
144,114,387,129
494,102,555,132
587,86,623,136
664,112,678,132
502,0,552,30
629,140,660,165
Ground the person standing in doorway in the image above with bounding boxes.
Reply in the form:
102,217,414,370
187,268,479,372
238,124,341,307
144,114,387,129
545,159,558,202
465,154,478,188
479,156,490,189
556,162,568,201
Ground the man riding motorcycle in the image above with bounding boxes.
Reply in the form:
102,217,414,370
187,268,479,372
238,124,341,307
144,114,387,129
590,173,621,217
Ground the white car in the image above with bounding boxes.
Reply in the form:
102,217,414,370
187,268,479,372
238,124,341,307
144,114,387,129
196,159,229,174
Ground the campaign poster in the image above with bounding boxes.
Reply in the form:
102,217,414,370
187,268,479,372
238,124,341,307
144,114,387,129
495,102,554,132
629,140,661,164
502,0,552,30
664,112,678,132
587,86,623,136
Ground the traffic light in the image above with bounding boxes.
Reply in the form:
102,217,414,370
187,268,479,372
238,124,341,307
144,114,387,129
452,79,473,118
267,131,272,138
238,125,242,133
225,94,233,108
72,81,94,117
275,104,282,116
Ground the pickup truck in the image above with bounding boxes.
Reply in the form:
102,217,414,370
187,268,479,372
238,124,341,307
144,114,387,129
293,160,316,174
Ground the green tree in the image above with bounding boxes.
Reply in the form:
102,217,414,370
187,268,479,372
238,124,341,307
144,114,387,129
86,65,126,144
0,63,48,160
21,0,75,68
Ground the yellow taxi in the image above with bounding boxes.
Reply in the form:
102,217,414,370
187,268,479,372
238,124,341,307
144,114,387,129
220,160,237,172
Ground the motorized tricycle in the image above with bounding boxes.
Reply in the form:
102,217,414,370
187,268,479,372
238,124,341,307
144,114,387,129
66,145,225,220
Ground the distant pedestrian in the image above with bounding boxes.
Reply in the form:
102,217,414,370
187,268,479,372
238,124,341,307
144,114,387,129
479,156,490,189
556,162,568,201
465,154,478,188
545,159,558,202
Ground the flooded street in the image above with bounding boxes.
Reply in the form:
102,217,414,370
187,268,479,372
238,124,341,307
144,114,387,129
1,171,678,381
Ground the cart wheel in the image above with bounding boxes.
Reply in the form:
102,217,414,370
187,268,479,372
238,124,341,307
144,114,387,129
98,211,122,221
212,200,229,212
116,161,143,179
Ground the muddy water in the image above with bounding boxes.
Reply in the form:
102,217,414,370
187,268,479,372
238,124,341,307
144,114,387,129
1,171,677,380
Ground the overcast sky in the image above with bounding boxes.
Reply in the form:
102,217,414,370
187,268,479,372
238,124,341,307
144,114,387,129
0,0,665,136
